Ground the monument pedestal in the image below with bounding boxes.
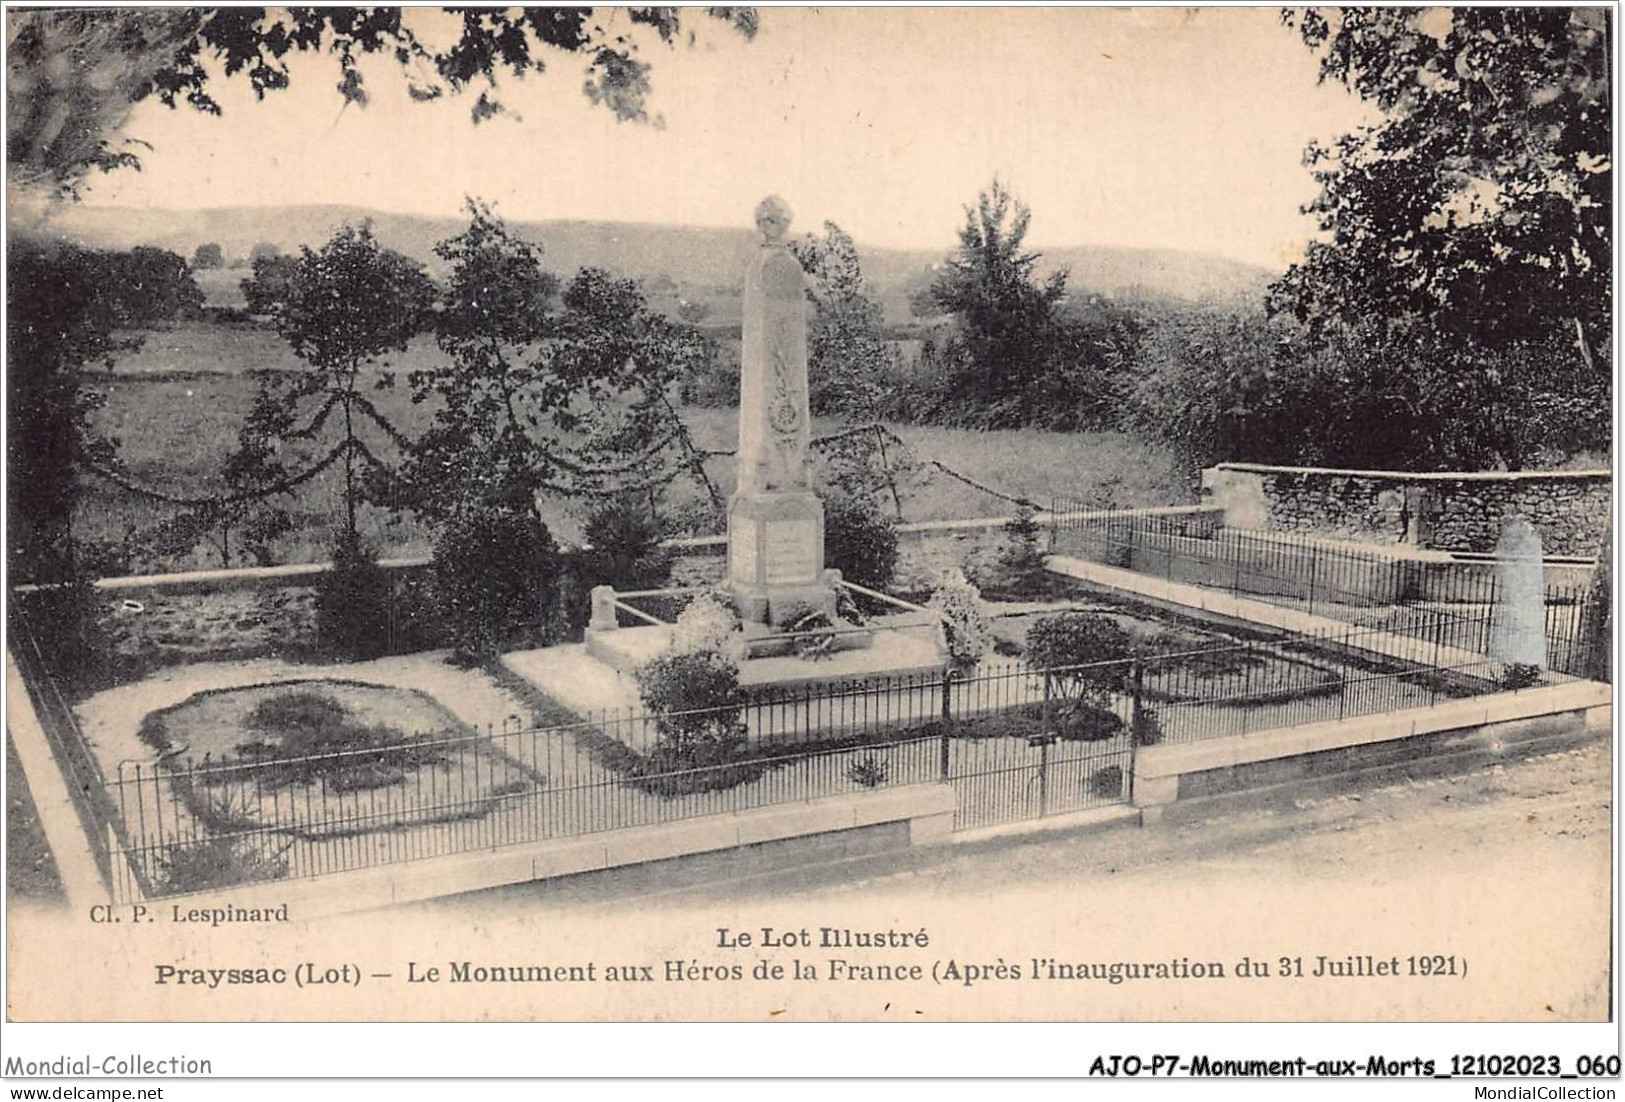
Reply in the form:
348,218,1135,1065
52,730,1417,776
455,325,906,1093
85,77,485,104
726,490,877,658
727,490,833,626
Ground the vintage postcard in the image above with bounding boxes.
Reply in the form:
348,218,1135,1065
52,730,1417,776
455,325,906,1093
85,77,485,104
3,2,1616,1077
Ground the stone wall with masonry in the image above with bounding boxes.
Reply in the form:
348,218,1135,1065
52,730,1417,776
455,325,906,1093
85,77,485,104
1201,463,1610,558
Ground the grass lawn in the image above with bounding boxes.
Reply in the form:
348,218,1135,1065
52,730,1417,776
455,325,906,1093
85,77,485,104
82,321,1186,572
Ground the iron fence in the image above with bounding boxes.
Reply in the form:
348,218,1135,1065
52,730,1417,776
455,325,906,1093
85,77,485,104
98,602,1544,895
11,571,1587,901
1047,505,1603,677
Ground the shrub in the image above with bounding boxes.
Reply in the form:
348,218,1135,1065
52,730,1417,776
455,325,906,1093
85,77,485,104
824,494,899,592
1131,704,1163,747
1029,612,1135,734
579,498,673,592
542,569,590,645
432,500,559,661
1088,764,1124,799
137,712,172,753
635,650,747,769
671,590,742,658
233,690,445,791
1049,701,1124,742
996,505,1049,592
244,690,349,735
1499,662,1542,690
391,574,451,654
928,569,993,669
157,833,289,895
16,579,108,695
1028,612,1133,683
315,533,392,660
847,754,890,789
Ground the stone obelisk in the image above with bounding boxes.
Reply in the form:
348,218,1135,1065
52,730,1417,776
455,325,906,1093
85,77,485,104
727,196,833,626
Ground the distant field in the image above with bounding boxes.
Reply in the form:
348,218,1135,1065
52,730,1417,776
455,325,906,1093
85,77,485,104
80,322,1185,572
192,267,250,309
106,321,440,377
676,408,1183,521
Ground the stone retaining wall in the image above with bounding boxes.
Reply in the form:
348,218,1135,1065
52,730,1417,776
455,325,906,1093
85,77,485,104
1131,682,1611,823
1201,463,1609,557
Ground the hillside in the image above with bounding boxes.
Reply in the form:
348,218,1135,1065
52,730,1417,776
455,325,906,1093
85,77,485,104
34,203,1275,318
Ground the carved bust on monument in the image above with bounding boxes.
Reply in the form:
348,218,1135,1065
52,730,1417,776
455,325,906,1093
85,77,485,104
727,196,838,628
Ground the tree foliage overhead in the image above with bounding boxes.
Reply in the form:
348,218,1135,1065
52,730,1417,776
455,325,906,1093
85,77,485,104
8,6,760,195
1273,8,1610,396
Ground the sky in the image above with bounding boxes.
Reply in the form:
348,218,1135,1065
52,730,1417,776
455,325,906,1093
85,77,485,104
76,6,1377,269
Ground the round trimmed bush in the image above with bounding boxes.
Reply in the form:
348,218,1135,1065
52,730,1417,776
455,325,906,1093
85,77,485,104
432,500,559,661
315,533,392,660
635,650,746,769
824,494,899,592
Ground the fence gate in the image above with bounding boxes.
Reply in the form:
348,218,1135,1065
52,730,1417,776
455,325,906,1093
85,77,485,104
942,667,1138,832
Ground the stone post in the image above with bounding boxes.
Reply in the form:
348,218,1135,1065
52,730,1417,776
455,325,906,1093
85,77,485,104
1489,517,1545,670
587,585,619,633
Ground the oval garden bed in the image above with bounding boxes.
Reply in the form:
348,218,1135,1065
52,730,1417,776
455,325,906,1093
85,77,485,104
132,679,546,844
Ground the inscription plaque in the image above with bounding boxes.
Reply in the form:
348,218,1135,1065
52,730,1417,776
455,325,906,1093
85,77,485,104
730,518,758,583
762,519,818,584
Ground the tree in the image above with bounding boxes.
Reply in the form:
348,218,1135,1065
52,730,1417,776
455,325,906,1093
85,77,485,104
1271,7,1611,467
410,202,721,587
314,531,392,660
791,221,892,419
7,241,122,584
100,246,205,327
248,242,280,263
1025,611,1133,740
240,252,299,315
213,381,297,566
1028,296,1144,432
192,242,224,270
547,266,724,516
7,7,759,197
1125,305,1293,478
928,180,1070,427
273,222,435,542
407,200,560,521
